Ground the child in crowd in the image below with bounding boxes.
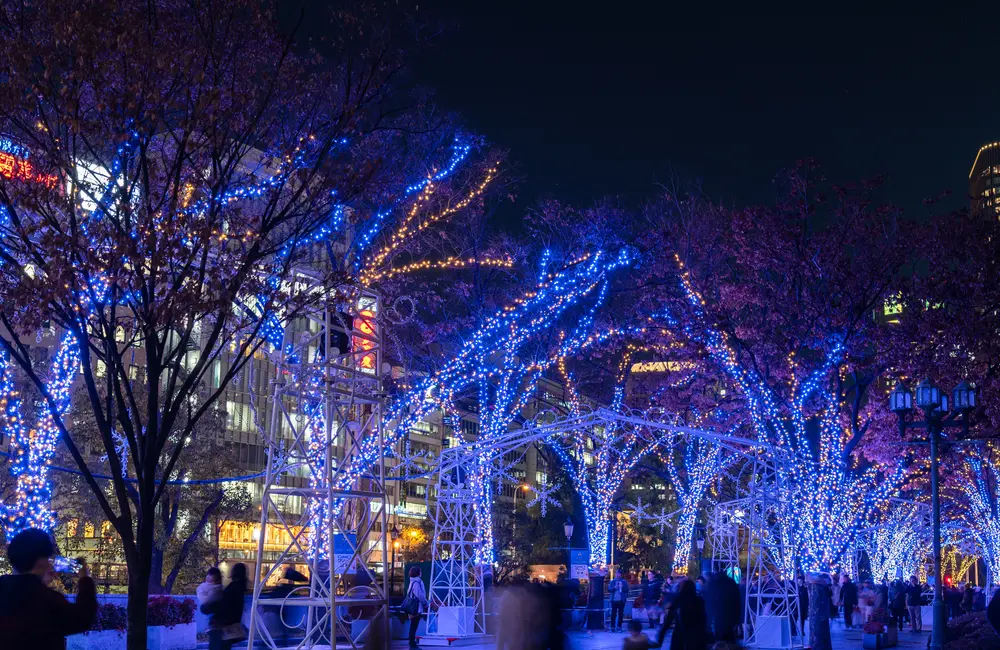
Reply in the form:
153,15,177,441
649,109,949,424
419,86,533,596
197,567,224,607
623,619,650,650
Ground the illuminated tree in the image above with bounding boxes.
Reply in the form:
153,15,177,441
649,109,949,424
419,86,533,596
659,434,736,575
374,248,635,563
0,1,486,646
0,335,80,537
643,164,915,573
857,504,927,583
950,444,1000,583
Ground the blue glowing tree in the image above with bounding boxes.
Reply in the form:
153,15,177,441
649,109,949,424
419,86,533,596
951,444,1000,582
0,334,80,538
352,248,634,564
659,434,736,576
0,2,488,646
856,504,928,584
644,166,915,573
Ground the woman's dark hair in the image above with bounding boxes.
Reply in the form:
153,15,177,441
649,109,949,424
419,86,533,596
409,566,421,578
230,562,248,582
207,567,223,580
676,578,697,605
7,528,56,573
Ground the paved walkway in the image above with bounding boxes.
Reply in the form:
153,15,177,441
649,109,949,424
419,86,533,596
385,624,933,649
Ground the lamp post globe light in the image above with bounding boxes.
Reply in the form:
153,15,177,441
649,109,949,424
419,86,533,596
695,527,706,578
390,524,401,597
889,378,976,650
563,518,575,576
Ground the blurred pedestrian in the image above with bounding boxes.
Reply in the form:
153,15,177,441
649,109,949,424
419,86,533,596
905,576,922,632
890,580,906,630
795,575,808,636
705,571,740,644
201,563,248,650
624,619,650,650
839,575,858,630
0,528,97,650
402,566,428,650
655,579,709,650
609,574,629,632
962,584,974,614
197,567,224,608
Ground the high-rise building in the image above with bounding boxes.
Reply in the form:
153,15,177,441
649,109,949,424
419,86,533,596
970,142,1000,219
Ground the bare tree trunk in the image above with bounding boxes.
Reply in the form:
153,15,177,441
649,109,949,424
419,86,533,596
148,546,165,595
126,550,151,650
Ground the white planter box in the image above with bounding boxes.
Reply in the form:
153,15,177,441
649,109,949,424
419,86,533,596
67,630,126,650
147,623,197,650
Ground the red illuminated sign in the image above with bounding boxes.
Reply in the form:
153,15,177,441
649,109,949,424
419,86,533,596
0,138,58,188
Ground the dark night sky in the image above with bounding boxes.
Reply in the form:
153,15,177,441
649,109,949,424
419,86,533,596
409,3,997,216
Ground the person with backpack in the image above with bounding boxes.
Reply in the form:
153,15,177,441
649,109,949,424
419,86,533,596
0,528,97,650
608,574,629,632
402,566,429,649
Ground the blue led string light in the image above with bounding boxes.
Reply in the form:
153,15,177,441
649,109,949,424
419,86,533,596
664,255,907,573
1,334,81,537
324,248,634,564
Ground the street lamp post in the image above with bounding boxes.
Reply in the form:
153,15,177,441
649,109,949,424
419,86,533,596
564,518,575,576
390,524,401,597
695,527,706,578
890,379,975,650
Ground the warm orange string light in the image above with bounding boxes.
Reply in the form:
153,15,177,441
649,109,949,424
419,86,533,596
360,256,513,284
359,164,500,283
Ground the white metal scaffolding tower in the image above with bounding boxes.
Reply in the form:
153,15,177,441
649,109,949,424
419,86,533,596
423,445,488,644
247,294,389,650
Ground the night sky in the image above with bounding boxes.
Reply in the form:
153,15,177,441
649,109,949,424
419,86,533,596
410,3,997,216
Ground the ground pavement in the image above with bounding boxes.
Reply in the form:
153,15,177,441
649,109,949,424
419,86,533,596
384,623,932,650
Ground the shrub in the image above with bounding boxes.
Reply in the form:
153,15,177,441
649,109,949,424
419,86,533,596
91,603,128,632
147,596,197,627
88,597,196,632
943,612,1000,650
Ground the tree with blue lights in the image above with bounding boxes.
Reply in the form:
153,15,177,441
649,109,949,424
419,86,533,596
950,444,1000,583
0,334,80,538
0,1,499,646
643,164,916,574
365,247,634,564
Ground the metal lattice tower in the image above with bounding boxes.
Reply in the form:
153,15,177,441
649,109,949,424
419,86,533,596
247,293,389,650
709,499,747,578
423,445,488,643
742,452,803,650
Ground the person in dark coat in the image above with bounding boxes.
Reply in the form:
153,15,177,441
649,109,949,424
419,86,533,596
890,580,907,630
705,570,741,643
839,575,858,630
0,528,97,650
905,576,923,632
988,587,1000,635
201,563,249,650
654,579,709,650
795,575,809,635
962,584,974,614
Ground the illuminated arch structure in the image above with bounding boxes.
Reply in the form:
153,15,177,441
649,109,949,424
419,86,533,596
240,307,814,650
423,405,803,649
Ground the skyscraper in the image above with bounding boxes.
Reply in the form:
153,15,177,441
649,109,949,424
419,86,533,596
970,142,1000,219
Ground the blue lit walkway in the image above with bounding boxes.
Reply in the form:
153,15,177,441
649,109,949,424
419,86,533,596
385,625,931,650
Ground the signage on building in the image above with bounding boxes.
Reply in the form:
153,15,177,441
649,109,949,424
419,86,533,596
333,532,358,574
0,136,58,188
569,548,589,580
353,296,378,374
